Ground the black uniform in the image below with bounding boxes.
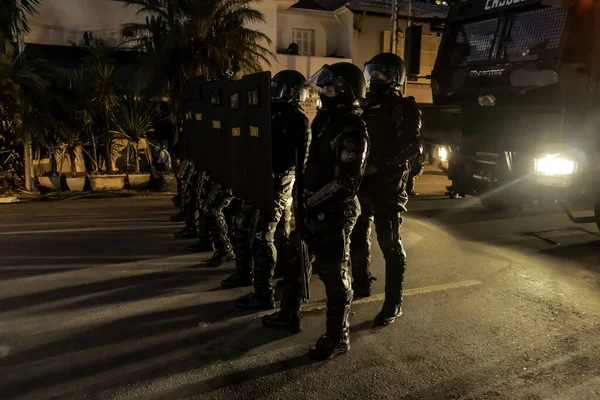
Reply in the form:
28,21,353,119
350,91,422,324
232,102,306,306
264,106,368,353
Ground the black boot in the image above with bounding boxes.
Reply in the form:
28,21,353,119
174,228,197,239
352,276,376,299
235,292,275,310
206,248,235,267
311,273,353,360
221,272,252,288
374,303,402,326
170,212,185,222
406,177,418,196
308,332,350,360
375,249,405,326
186,241,214,253
262,280,301,333
262,310,300,333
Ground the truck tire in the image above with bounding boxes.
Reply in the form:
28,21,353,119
479,193,523,212
594,197,600,231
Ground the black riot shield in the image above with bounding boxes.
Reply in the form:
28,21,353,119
231,72,274,213
181,77,206,161
182,72,274,214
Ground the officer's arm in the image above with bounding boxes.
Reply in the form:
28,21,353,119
385,97,423,169
305,124,369,209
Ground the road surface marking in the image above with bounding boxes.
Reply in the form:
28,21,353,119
408,218,458,242
0,217,177,228
0,225,178,236
196,279,483,334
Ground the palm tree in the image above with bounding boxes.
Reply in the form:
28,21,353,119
112,90,165,174
118,0,272,142
80,38,121,174
0,0,40,53
0,41,47,155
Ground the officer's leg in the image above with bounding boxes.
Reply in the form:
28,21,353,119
262,229,303,332
308,199,359,360
222,200,254,288
187,174,214,251
224,198,236,244
372,208,406,326
273,198,292,279
350,201,375,297
236,217,278,310
407,159,424,196
204,183,235,266
175,173,198,238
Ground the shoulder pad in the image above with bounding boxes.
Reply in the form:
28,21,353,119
398,96,422,118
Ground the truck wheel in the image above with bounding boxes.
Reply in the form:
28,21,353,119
594,197,600,231
479,193,522,212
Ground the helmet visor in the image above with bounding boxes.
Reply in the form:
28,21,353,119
270,80,289,102
363,63,396,85
271,80,309,103
305,66,342,98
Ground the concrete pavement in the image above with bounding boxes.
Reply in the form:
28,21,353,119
0,172,599,399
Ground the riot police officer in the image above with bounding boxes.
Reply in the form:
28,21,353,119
263,63,369,360
230,70,308,308
350,53,422,326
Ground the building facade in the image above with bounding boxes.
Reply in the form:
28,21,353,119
26,0,448,104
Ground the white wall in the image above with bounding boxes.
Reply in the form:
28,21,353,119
275,54,352,78
26,0,142,47
277,8,352,58
352,13,438,103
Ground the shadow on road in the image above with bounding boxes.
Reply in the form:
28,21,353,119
0,269,225,314
0,304,303,399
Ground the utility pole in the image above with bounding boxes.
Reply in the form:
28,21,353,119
403,0,413,95
16,0,34,192
391,0,399,53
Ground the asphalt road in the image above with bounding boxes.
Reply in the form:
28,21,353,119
0,171,599,400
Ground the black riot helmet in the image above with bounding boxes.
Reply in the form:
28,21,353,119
271,70,307,103
363,53,407,93
305,62,366,110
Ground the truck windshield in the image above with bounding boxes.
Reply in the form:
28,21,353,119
439,6,568,67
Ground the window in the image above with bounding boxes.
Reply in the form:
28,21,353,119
292,29,315,56
439,6,568,67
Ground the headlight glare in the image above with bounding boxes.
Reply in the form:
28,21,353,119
437,146,448,162
534,154,576,176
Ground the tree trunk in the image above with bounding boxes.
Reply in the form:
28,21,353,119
90,128,98,174
126,142,131,173
35,148,41,176
49,148,57,174
135,141,140,174
23,132,33,192
104,112,114,174
70,150,77,176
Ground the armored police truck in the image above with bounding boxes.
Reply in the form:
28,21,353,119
421,0,600,228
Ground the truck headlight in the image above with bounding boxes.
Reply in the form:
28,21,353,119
534,154,576,176
437,146,448,162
